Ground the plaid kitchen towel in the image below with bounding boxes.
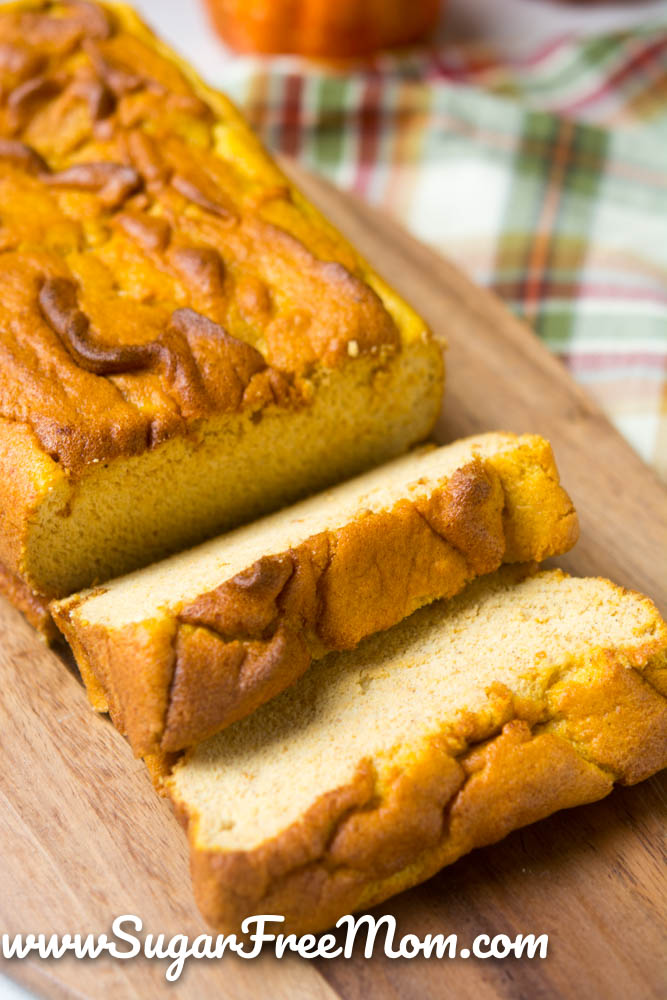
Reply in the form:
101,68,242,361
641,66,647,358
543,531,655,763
218,26,667,480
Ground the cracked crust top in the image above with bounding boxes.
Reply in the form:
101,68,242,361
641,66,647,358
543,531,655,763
0,1,422,472
167,567,667,934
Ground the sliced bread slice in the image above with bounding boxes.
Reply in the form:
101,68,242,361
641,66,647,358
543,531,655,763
52,433,578,757
167,566,667,935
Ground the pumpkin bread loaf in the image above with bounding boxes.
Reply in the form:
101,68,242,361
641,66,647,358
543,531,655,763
167,566,667,934
52,432,578,759
0,0,443,635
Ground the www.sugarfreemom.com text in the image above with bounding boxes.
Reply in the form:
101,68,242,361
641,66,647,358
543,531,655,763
2,914,548,981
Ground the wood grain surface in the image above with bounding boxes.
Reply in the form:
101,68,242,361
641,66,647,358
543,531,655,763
1,163,665,1000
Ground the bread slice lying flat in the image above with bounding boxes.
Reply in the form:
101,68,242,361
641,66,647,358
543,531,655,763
167,566,667,935
53,433,578,757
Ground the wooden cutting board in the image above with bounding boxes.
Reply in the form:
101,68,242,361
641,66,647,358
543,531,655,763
1,163,665,1000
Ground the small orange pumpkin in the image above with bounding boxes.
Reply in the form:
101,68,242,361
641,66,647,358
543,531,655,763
203,0,442,57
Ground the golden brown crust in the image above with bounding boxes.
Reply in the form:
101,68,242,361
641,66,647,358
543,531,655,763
177,640,667,935
0,416,60,586
165,623,312,752
53,443,579,757
0,556,56,638
0,1,420,474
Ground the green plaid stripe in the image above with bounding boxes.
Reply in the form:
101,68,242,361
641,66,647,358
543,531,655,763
495,115,608,351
